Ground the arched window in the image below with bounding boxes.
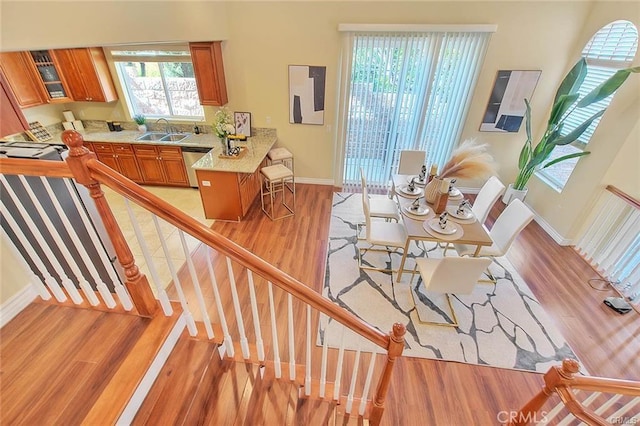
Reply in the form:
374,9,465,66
538,20,638,190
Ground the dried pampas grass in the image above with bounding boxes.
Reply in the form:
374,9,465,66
439,139,497,180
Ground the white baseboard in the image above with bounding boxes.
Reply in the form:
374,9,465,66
0,285,38,328
525,202,573,246
295,177,335,185
117,314,186,425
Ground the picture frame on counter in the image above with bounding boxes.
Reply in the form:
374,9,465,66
234,111,251,137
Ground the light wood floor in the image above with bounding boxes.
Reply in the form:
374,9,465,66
2,183,637,425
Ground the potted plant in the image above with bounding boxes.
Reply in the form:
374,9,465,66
133,114,147,132
503,58,639,204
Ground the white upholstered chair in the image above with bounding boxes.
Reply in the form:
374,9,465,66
411,256,492,327
471,176,506,226
360,167,400,223
359,185,408,273
397,150,426,175
452,198,534,282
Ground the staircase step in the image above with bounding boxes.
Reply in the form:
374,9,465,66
237,367,298,425
295,397,338,425
82,304,184,424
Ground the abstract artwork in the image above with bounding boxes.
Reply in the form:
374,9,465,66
289,65,326,125
480,70,541,133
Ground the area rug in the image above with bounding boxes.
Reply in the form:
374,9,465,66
320,192,578,373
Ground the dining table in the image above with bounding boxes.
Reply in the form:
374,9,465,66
392,174,493,282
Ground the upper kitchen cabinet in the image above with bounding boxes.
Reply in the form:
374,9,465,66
27,50,73,103
0,70,29,137
0,52,47,108
52,47,118,102
189,42,228,106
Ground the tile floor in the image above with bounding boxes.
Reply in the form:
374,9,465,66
103,185,213,291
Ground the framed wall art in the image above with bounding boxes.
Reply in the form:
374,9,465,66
234,111,251,136
480,70,542,133
289,65,326,125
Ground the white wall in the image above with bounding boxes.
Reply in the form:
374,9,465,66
0,238,32,304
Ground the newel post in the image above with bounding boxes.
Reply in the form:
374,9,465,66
370,322,406,425
62,130,158,317
508,359,580,425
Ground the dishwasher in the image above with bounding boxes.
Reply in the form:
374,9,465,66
182,146,212,187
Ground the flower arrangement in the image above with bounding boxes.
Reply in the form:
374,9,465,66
439,139,497,180
132,114,146,125
213,107,236,139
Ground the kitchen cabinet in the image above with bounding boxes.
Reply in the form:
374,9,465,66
0,70,30,137
27,50,72,103
134,145,189,187
92,142,143,182
52,48,117,102
0,52,47,108
189,42,228,106
196,159,266,221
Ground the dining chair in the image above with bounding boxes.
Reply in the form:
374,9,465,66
360,167,400,223
451,198,534,282
410,256,492,327
472,176,506,226
397,150,427,175
358,185,408,273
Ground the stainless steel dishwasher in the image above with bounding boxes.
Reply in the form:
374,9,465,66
181,146,212,187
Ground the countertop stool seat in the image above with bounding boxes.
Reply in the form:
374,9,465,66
260,164,295,220
267,147,294,192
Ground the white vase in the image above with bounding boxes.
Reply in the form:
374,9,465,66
502,184,528,204
137,124,147,132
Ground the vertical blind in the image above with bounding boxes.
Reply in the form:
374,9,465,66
341,29,491,190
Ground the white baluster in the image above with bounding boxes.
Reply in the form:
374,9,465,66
150,217,200,334
319,314,329,398
609,396,640,420
205,247,233,358
226,256,249,358
124,200,174,317
594,393,623,415
179,230,214,339
17,176,97,304
0,175,81,303
247,270,265,362
345,343,362,414
333,325,346,401
63,180,127,309
1,232,51,300
268,281,282,378
288,293,296,380
305,304,311,396
359,348,378,416
40,177,108,306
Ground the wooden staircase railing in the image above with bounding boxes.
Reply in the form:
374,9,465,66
0,130,406,423
508,359,640,425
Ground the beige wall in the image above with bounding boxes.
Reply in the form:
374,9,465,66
0,239,32,304
1,1,638,241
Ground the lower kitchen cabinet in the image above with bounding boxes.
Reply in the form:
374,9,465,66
196,159,266,221
134,145,189,187
92,142,142,182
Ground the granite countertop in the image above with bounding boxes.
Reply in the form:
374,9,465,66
191,129,277,174
2,125,278,174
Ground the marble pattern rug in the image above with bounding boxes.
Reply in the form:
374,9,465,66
320,192,578,373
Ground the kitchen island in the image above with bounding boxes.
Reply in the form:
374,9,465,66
192,128,277,221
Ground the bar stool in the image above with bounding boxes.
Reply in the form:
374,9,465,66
267,147,294,192
260,164,295,220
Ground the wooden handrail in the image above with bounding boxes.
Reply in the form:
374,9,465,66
606,185,640,210
509,359,640,425
0,158,73,178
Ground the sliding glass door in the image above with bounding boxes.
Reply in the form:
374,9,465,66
340,29,492,191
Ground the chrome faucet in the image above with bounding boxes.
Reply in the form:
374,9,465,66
155,118,170,134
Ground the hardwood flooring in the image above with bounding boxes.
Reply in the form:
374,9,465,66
2,183,637,425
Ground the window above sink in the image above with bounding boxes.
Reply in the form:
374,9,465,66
108,43,205,122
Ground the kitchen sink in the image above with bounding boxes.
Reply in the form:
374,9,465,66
136,132,167,141
135,132,192,143
160,133,191,142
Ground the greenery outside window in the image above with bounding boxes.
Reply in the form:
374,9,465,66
109,44,204,121
537,20,638,190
